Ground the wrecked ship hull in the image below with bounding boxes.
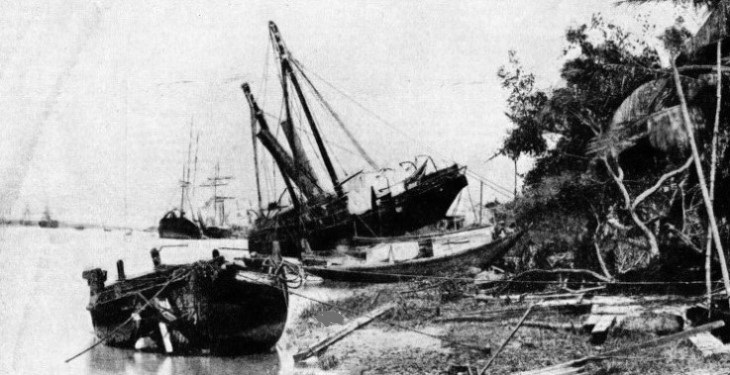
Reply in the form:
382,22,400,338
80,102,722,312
84,262,288,355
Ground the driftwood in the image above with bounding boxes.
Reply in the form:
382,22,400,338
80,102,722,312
293,302,396,362
513,320,725,374
478,305,534,375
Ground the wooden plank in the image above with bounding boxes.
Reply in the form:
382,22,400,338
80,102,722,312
688,332,730,357
591,304,643,316
158,322,173,353
583,314,601,329
591,315,616,344
592,315,616,333
293,302,396,362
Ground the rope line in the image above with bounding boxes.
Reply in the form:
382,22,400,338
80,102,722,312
302,266,729,285
294,61,516,198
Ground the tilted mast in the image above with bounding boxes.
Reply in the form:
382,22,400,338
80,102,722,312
242,83,323,204
250,107,264,211
268,24,319,187
269,21,344,198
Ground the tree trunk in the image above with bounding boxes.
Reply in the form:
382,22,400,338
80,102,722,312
671,59,730,304
706,39,723,313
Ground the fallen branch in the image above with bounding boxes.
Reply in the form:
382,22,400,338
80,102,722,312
479,305,535,375
293,302,396,362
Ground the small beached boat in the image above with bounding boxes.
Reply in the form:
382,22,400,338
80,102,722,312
81,250,288,355
302,227,522,283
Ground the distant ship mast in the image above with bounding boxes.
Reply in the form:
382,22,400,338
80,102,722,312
200,162,234,227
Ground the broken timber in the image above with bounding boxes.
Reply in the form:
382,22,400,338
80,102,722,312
478,305,534,375
293,302,396,362
688,331,730,357
512,320,725,375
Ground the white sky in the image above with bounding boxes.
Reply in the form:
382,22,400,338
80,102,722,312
0,0,705,227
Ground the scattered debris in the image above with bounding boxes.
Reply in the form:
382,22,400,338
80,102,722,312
478,305,534,375
293,302,397,362
688,331,730,357
512,321,725,374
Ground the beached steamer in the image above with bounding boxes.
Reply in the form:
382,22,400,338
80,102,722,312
243,22,468,257
82,256,288,355
303,230,522,283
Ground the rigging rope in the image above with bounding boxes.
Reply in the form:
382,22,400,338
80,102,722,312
293,60,516,199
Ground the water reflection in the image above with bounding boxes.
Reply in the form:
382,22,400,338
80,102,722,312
86,342,282,375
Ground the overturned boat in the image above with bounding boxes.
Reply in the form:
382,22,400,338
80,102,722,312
303,227,522,283
81,250,288,355
242,22,468,257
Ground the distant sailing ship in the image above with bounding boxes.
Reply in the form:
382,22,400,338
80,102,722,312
159,129,203,239
242,22,468,257
199,162,235,239
158,182,202,239
38,206,59,228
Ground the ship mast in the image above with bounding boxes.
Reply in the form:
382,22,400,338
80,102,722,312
243,83,325,207
251,109,264,211
269,21,344,198
180,120,194,216
200,162,234,226
269,24,319,188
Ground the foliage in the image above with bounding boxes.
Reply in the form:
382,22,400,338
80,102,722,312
496,13,720,276
497,51,549,160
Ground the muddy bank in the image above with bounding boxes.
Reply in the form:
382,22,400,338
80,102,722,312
282,280,730,375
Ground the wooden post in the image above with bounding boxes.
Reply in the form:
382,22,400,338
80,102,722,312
479,181,484,225
150,248,161,267
116,260,126,281
158,322,173,353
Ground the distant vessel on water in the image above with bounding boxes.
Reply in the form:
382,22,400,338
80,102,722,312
242,22,468,257
159,126,203,240
38,206,59,228
199,162,235,239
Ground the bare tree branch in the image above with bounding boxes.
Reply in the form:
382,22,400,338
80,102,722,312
632,157,693,210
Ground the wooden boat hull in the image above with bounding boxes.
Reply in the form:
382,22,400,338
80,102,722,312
85,263,288,355
158,213,202,239
249,165,468,257
38,220,59,228
303,232,522,283
202,225,234,239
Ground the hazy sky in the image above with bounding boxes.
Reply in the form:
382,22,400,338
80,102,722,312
0,0,704,227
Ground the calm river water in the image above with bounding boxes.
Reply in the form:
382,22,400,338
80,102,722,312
0,226,338,375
